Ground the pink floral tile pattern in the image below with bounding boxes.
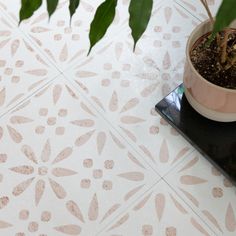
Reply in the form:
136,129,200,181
0,0,110,72
175,0,222,21
70,76,194,176
10,139,77,205
65,0,200,98
98,180,214,236
0,0,235,235
64,0,199,176
0,207,54,235
0,12,58,116
0,77,160,234
165,151,236,235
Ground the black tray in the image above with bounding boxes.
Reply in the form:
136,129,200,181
155,84,236,184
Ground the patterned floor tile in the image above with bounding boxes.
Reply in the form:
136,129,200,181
0,0,234,235
165,151,236,235
71,77,194,177
65,0,200,99
0,12,59,116
97,179,215,236
0,203,64,236
64,0,199,176
176,0,222,21
0,75,160,235
0,0,134,73
0,0,103,72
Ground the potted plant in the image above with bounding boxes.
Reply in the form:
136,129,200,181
183,0,236,122
19,0,236,122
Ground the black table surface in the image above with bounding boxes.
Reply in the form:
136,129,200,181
155,84,236,184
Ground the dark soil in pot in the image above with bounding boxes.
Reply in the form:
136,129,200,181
190,30,236,89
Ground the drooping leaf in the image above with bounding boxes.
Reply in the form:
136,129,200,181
69,0,81,23
211,0,236,39
19,0,42,24
47,0,59,19
88,0,117,55
129,0,153,50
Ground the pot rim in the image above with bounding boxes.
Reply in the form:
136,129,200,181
186,19,236,93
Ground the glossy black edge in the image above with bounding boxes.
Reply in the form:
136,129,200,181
155,86,236,186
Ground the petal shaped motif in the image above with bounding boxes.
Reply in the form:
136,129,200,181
52,147,73,164
21,145,38,164
7,125,22,143
180,175,207,185
66,200,85,223
0,88,6,107
0,221,12,229
97,132,106,155
75,130,95,146
118,172,144,181
53,84,62,105
88,194,99,221
54,225,81,235
52,168,77,177
49,178,66,199
35,179,45,206
120,98,139,113
41,139,51,162
225,203,236,232
155,193,165,221
159,140,169,163
12,178,35,196
10,165,34,175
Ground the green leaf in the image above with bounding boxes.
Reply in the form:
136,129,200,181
69,0,81,23
47,0,59,19
129,0,153,50
211,0,236,39
88,0,117,55
19,0,42,24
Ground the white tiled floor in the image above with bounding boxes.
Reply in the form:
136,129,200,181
0,0,235,236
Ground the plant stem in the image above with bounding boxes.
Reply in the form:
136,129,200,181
232,55,236,66
221,29,230,64
200,0,221,50
200,0,214,25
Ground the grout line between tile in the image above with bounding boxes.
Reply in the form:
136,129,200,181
0,6,17,26
0,2,222,236
0,6,64,74
18,31,63,73
0,1,136,76
162,149,195,179
0,0,203,89
95,178,163,236
0,9,66,119
58,0,204,181
62,74,197,180
174,0,204,23
162,177,220,236
0,73,61,120
0,1,198,183
62,75,164,173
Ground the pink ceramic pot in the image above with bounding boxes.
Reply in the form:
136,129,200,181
183,20,236,122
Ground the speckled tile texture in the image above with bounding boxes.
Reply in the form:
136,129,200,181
0,0,235,235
